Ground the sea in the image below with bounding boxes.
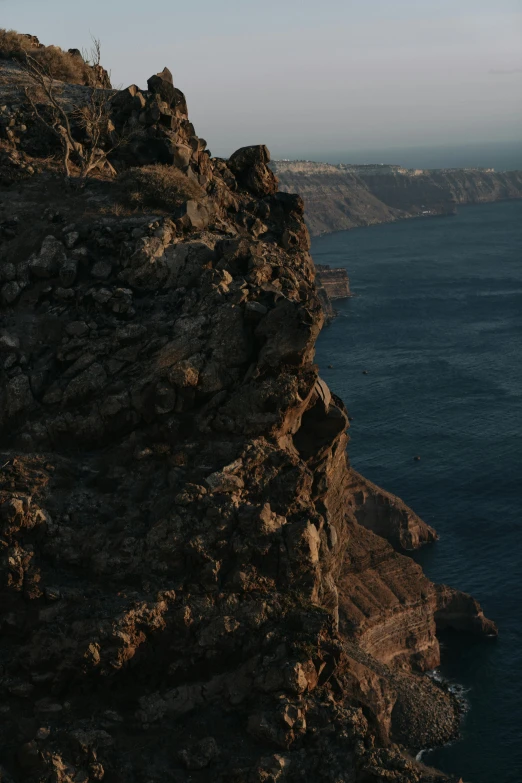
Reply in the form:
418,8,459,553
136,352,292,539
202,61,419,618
289,140,522,172
312,200,522,783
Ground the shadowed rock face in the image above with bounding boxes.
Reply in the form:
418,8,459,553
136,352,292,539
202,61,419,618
272,160,522,235
0,50,497,783
315,264,351,303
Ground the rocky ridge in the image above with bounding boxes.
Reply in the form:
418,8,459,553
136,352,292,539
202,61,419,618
272,160,522,235
0,46,497,783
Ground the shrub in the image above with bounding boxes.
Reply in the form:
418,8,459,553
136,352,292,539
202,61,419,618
0,28,91,84
120,165,205,212
0,28,27,58
32,46,90,84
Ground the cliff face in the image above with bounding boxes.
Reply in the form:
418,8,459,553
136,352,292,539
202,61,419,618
273,160,522,235
314,265,351,319
315,265,351,300
0,50,497,783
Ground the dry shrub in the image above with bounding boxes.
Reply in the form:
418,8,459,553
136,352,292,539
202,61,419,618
121,165,205,211
0,28,91,84
0,28,27,58
99,202,131,217
32,46,89,84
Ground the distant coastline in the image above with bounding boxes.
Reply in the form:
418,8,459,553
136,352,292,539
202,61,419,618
272,140,522,172
273,160,522,236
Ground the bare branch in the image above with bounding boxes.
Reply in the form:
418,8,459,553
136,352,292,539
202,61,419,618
21,53,77,148
90,36,101,68
72,87,132,176
81,35,101,68
20,41,131,180
23,85,72,176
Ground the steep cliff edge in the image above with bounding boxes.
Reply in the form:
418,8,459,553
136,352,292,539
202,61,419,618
0,44,497,783
273,160,522,235
315,265,351,299
314,265,351,319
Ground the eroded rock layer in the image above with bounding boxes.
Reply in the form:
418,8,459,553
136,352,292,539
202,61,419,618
273,160,522,235
0,53,497,783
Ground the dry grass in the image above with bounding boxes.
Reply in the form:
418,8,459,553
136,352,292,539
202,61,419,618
120,165,205,212
0,29,27,58
33,46,90,85
98,202,134,218
0,29,92,85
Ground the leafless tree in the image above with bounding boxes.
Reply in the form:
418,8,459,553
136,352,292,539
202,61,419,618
21,42,127,180
71,89,124,177
81,35,102,68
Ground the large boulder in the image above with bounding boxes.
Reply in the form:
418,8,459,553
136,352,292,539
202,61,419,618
152,66,174,85
111,84,146,115
177,199,211,231
147,69,188,117
228,145,278,197
124,138,193,167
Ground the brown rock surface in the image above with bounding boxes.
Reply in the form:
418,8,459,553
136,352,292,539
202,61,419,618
0,43,497,783
346,470,438,551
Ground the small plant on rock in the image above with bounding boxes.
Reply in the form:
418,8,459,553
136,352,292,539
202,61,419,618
0,28,99,84
20,41,128,180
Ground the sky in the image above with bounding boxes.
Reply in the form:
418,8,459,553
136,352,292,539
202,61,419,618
2,0,521,161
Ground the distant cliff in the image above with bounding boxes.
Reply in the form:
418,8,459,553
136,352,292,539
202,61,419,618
315,264,351,299
273,160,522,235
315,264,351,319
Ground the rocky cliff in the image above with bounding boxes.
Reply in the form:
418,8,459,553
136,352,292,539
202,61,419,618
0,42,497,783
314,265,351,320
315,265,351,300
273,160,522,235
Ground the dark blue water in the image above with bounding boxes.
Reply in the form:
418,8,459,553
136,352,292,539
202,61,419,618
312,201,522,783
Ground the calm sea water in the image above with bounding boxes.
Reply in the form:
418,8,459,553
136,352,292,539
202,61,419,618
312,201,522,783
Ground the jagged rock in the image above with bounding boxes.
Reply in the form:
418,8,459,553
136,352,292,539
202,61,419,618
229,144,279,197
147,68,175,102
178,198,211,230
0,45,496,783
110,84,142,113
315,264,351,296
347,470,438,550
435,585,499,636
147,68,188,117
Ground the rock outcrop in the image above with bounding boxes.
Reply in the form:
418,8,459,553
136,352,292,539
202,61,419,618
314,265,351,320
0,42,497,783
315,264,350,299
273,160,522,235
346,471,437,551
0,32,111,88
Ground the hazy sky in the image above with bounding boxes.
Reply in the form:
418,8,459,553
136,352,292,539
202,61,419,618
2,0,521,158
